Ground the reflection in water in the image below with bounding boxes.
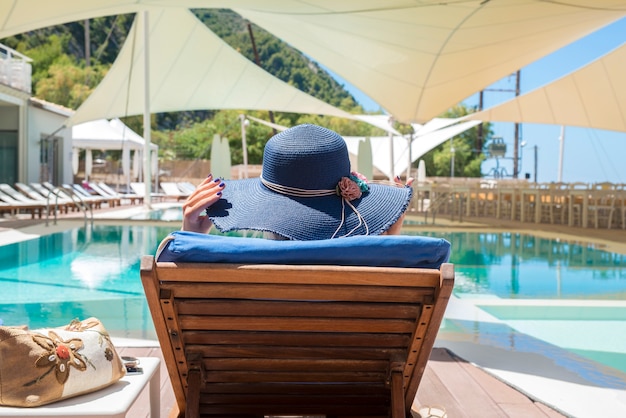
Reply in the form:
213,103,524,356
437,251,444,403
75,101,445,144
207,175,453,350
0,225,174,335
411,231,626,299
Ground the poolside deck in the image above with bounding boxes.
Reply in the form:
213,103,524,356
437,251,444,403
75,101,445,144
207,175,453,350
115,344,565,418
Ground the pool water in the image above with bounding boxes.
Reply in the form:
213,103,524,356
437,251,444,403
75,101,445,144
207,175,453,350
0,225,173,339
1,226,625,386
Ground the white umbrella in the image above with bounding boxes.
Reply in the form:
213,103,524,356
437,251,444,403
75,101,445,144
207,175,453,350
210,134,223,179
221,136,232,180
122,145,131,178
132,150,141,180
85,149,93,180
72,147,79,175
417,160,427,183
357,137,373,181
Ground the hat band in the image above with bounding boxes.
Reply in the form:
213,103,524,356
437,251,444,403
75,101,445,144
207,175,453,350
260,175,369,238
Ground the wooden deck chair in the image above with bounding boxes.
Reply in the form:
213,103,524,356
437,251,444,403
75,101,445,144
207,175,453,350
141,232,453,418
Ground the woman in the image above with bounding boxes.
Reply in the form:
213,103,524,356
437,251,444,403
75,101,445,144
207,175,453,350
182,124,413,240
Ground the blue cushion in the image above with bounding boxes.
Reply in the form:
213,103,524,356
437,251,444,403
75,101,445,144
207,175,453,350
157,231,450,269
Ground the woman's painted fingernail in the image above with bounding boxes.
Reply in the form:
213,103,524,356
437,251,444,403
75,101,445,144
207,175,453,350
217,191,222,196
207,173,212,178
214,178,221,183
219,182,225,188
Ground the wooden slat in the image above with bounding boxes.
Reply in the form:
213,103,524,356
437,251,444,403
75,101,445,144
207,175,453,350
202,370,387,383
183,330,411,348
202,382,388,396
179,315,417,333
184,345,407,361
176,299,423,319
155,262,441,287
163,282,434,303
203,358,389,372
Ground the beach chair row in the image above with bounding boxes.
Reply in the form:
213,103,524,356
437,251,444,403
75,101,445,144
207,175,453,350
0,181,142,218
0,181,199,218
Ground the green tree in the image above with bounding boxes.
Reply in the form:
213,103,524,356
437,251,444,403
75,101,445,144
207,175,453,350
35,59,107,108
420,105,492,177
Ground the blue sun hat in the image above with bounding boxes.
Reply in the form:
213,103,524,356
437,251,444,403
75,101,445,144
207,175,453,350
206,124,412,240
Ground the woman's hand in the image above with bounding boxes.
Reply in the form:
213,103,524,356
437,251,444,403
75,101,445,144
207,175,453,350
181,175,225,233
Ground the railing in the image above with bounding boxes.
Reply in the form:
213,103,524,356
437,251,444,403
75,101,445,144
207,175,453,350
410,179,626,230
0,42,33,93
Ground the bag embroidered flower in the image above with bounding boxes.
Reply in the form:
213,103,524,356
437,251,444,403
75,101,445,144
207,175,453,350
0,317,126,407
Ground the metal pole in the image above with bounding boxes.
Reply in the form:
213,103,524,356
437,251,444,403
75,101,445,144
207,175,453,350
84,19,90,67
450,139,455,178
513,70,521,178
143,10,152,209
240,114,249,178
558,125,565,183
388,130,394,181
247,22,277,135
533,145,538,183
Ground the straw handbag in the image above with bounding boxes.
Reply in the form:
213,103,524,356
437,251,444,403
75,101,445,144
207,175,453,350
0,317,126,407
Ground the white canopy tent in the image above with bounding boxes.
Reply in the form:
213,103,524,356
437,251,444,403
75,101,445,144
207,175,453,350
71,118,157,184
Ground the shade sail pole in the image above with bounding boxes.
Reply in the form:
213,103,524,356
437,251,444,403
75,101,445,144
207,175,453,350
558,125,565,183
143,10,152,208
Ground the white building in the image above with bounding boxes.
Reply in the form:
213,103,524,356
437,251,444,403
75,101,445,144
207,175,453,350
0,43,73,186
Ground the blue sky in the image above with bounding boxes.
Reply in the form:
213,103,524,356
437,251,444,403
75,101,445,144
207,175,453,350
332,17,626,185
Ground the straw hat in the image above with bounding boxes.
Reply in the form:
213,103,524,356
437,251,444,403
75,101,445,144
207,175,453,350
207,124,412,240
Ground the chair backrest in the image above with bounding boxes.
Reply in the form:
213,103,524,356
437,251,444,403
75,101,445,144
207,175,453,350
141,233,454,417
15,182,47,201
161,182,187,195
0,183,34,203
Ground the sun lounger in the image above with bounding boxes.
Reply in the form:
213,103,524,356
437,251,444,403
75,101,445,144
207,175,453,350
141,232,453,417
14,182,73,214
29,182,79,211
130,182,166,202
94,182,143,205
177,182,197,194
0,184,48,219
160,182,190,201
69,183,119,208
53,182,104,209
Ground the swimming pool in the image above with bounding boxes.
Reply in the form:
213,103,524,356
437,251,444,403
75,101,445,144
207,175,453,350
1,226,625,389
0,225,173,340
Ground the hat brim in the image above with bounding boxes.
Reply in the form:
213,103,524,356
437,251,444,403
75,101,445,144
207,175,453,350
206,178,412,240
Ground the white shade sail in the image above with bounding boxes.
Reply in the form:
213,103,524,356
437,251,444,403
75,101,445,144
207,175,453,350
344,119,481,179
466,41,626,133
66,8,352,127
235,2,626,123
1,2,624,126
